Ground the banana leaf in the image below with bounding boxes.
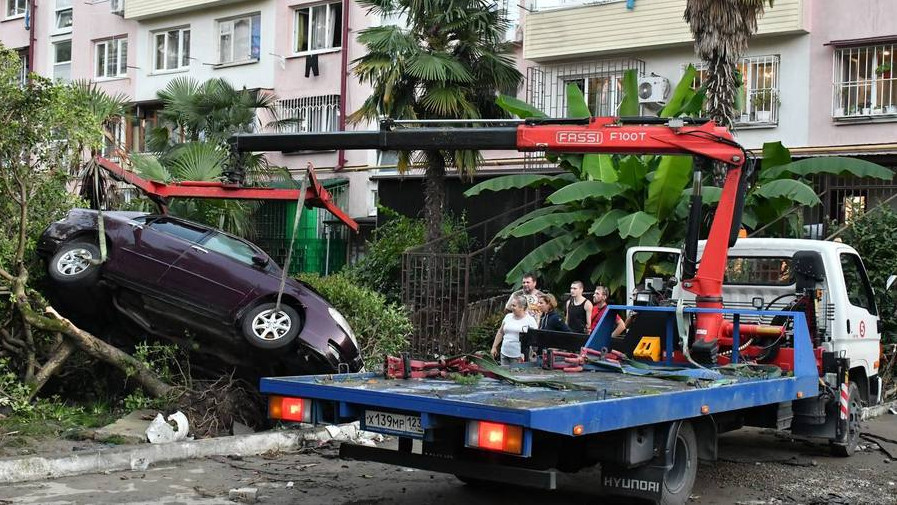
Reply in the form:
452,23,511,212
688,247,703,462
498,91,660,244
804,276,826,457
547,181,624,204
561,238,602,271
506,234,576,285
510,210,598,238
618,211,659,239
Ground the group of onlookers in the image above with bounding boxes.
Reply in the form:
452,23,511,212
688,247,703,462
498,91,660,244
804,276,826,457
490,273,626,365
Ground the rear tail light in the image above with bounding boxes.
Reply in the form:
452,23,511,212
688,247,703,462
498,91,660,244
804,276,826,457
466,420,524,455
268,395,312,423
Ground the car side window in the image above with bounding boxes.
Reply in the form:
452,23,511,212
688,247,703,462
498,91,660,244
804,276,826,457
840,252,877,315
202,233,258,266
147,219,208,244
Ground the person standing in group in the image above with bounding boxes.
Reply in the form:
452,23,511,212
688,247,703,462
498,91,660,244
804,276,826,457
506,272,543,322
537,293,570,332
492,294,537,366
565,281,592,334
589,285,627,337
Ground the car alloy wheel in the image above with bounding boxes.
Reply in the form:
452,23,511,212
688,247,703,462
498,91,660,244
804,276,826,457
48,241,101,285
241,303,301,350
57,248,92,276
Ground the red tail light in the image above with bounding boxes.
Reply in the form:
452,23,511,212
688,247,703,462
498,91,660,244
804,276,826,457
268,395,312,423
466,420,524,455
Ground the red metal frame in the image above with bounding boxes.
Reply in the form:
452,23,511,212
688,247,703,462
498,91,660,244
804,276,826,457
94,156,358,232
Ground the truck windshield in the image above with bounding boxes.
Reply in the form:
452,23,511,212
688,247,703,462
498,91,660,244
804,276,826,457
724,257,793,285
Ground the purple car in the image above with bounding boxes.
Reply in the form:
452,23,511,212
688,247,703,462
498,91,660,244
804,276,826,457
37,209,363,374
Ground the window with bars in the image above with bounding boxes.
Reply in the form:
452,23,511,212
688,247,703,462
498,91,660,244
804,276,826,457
275,95,340,134
102,117,127,160
527,58,644,117
95,37,128,78
692,55,780,125
832,44,896,118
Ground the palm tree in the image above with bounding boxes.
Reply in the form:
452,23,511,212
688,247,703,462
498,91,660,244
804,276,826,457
349,0,522,247
134,77,288,236
684,0,774,128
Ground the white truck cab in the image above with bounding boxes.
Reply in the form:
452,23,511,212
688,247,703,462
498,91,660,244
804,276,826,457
626,238,885,405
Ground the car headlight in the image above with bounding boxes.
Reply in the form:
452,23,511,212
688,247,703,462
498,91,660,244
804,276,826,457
328,308,359,349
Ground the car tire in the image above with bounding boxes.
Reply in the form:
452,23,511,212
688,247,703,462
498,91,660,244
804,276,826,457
48,241,101,286
660,422,697,505
241,303,302,350
830,382,861,457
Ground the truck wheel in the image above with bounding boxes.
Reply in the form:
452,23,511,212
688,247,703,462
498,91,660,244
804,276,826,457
830,383,861,457
241,303,301,350
661,422,697,505
48,241,101,286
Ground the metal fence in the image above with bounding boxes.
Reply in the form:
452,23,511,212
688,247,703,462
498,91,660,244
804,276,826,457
401,202,540,355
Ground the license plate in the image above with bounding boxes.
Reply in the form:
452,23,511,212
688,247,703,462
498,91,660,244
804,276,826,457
363,410,424,437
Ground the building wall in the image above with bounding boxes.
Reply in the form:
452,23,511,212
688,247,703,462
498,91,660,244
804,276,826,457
0,7,30,50
133,0,277,102
806,0,897,147
524,0,806,62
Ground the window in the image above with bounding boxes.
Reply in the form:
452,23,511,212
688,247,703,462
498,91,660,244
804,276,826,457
148,219,208,243
6,0,26,17
840,253,876,314
832,43,896,118
275,95,340,133
55,0,72,32
102,117,127,159
693,55,780,125
16,47,28,86
565,75,624,116
293,2,342,53
53,40,71,81
202,233,258,266
153,27,191,72
725,257,793,286
110,0,124,15
96,37,128,78
217,14,260,64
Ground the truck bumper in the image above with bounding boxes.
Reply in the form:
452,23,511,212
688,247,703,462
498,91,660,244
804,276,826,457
339,443,558,489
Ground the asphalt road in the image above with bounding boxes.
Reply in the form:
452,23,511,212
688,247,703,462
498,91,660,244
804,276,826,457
0,415,895,505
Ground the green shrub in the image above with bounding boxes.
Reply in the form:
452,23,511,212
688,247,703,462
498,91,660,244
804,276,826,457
839,207,897,344
466,311,505,353
297,272,412,366
343,207,471,303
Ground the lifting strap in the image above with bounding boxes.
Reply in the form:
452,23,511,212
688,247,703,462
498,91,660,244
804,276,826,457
93,161,108,264
275,166,310,313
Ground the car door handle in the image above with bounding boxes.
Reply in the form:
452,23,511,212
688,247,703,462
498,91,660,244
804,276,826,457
128,222,144,230
191,245,208,254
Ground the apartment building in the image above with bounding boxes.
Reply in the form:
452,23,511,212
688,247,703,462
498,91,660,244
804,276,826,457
521,0,897,228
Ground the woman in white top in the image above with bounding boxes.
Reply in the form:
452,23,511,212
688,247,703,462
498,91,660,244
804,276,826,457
491,294,538,366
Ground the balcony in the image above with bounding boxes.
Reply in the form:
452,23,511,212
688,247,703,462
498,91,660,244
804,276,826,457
125,0,246,20
524,0,806,62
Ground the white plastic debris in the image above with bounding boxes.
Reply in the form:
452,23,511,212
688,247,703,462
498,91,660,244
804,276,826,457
130,456,149,471
145,411,190,444
888,407,897,415
228,487,258,503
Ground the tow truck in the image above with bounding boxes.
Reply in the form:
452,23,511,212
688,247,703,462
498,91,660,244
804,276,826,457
230,117,886,505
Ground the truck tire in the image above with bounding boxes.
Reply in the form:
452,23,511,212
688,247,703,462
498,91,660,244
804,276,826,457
241,303,301,350
830,382,861,457
660,422,697,505
48,240,101,286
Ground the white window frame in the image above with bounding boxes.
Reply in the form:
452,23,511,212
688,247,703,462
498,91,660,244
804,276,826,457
832,43,897,119
275,95,340,135
110,0,124,15
153,27,191,72
95,37,128,79
216,13,259,65
292,2,342,55
6,0,26,18
53,40,71,82
563,74,625,117
55,0,72,33
692,54,780,125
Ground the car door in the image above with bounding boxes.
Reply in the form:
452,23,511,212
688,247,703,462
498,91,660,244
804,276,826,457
109,216,208,291
158,230,261,318
835,251,880,371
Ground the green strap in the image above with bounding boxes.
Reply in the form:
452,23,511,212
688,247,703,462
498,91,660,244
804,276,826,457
275,171,309,312
93,162,107,263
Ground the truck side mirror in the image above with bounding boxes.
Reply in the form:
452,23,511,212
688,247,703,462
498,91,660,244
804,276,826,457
887,274,897,291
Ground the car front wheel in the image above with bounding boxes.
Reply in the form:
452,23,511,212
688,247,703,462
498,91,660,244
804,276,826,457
241,303,301,350
48,241,101,286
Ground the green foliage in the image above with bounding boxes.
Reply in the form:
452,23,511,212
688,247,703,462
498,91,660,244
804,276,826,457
344,208,470,302
465,311,505,353
297,273,413,366
839,208,897,344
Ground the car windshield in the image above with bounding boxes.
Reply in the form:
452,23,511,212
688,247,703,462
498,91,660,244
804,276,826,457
202,233,259,266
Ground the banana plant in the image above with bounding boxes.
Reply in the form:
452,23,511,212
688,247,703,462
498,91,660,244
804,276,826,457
467,66,894,295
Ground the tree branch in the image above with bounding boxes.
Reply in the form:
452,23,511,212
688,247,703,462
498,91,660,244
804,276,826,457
27,337,75,400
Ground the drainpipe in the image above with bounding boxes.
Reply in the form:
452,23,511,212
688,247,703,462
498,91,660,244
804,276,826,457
336,0,350,171
27,0,36,81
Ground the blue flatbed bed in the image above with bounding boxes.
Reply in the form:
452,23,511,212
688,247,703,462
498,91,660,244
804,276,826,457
260,307,819,437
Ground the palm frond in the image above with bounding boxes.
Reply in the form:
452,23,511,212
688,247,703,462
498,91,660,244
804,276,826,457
167,142,226,182
131,153,173,183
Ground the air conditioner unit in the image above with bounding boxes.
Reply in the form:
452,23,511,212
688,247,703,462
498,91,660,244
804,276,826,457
637,76,670,105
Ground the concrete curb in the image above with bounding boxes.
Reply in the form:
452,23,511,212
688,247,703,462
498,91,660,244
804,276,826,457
863,398,897,421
